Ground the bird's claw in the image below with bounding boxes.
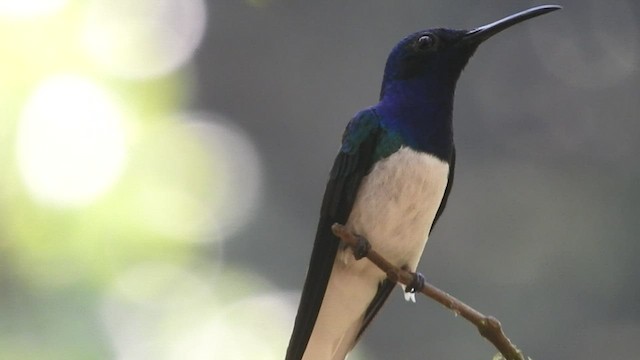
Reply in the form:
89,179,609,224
353,235,371,260
405,271,425,294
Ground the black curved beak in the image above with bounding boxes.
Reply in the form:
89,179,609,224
463,5,562,45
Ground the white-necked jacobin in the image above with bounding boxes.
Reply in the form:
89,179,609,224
286,5,561,360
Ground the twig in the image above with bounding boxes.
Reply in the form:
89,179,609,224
331,223,526,360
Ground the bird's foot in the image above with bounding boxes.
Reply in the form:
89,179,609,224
352,235,371,260
405,271,425,293
398,266,424,303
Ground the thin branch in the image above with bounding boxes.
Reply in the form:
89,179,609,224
331,223,526,360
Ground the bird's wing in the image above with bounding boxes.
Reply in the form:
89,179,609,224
286,109,383,360
355,278,395,341
431,146,456,230
355,146,456,342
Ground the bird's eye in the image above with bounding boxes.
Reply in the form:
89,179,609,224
416,34,436,51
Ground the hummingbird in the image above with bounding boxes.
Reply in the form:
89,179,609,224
286,5,561,360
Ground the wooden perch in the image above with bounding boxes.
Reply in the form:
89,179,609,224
331,223,526,360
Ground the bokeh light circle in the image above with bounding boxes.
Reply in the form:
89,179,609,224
181,113,263,241
16,74,127,207
81,0,207,79
102,263,294,360
0,0,68,18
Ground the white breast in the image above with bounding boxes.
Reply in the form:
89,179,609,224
345,146,450,270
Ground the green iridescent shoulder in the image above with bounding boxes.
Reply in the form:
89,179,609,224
340,109,381,154
373,127,403,162
339,108,403,162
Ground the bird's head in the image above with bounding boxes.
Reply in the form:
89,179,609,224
380,5,561,102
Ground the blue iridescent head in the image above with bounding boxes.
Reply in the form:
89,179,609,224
380,5,561,102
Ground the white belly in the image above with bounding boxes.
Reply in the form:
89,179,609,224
303,146,449,360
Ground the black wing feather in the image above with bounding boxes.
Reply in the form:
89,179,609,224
285,110,382,360
431,146,456,231
355,278,395,341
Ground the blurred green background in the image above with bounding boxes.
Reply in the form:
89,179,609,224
0,0,638,359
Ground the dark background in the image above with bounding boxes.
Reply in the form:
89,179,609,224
198,1,640,359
